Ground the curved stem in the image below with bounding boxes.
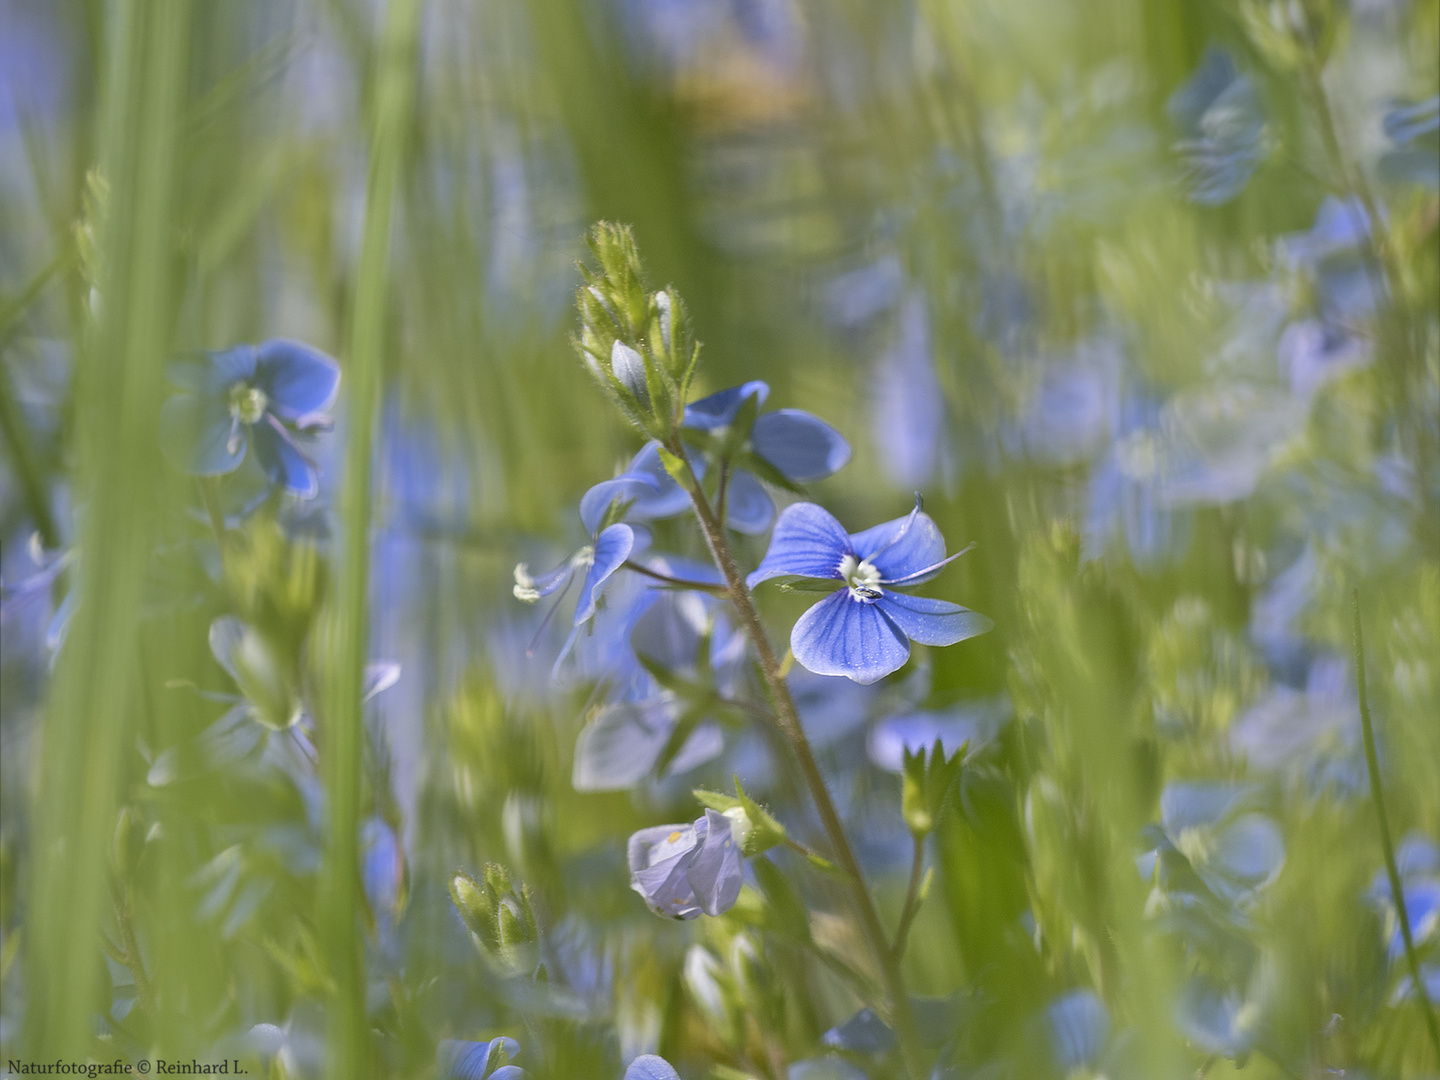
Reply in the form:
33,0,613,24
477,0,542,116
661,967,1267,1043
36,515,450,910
622,559,727,594
892,834,926,961
1353,590,1440,1058
669,438,925,1078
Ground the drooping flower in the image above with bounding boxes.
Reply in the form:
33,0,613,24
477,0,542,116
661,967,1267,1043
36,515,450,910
628,808,744,919
747,500,991,684
160,340,340,497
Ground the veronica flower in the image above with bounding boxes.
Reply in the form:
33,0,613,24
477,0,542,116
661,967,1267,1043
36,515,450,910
512,516,641,674
587,382,851,535
628,808,744,919
747,500,991,685
160,340,340,498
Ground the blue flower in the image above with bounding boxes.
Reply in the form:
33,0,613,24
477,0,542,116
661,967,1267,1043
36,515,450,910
624,1056,680,1080
1167,47,1267,205
437,1036,524,1080
160,340,340,497
513,521,640,674
585,382,851,535
628,808,744,919
747,500,991,685
1379,96,1439,189
1045,989,1110,1074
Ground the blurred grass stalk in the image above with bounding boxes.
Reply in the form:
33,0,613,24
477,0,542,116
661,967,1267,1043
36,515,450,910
318,0,422,1077
24,0,191,1055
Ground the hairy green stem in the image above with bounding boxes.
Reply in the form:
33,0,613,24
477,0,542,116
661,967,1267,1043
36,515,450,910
670,438,925,1078
622,559,727,593
1352,590,1440,1058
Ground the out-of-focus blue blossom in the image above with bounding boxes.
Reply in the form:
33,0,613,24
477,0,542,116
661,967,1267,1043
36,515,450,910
160,340,340,498
628,808,744,919
539,916,615,1020
1140,782,1285,907
1004,339,1119,467
1368,833,1440,963
825,255,904,329
1230,655,1363,793
1379,96,1440,188
361,816,405,923
1084,391,1184,566
1146,384,1305,507
1167,47,1268,205
247,1005,326,1079
865,696,1010,773
822,1007,895,1055
1045,988,1110,1073
748,501,991,684
624,1055,681,1080
1276,318,1370,399
871,294,946,489
1278,197,1378,325
572,565,740,790
437,1035,524,1079
1174,977,1264,1059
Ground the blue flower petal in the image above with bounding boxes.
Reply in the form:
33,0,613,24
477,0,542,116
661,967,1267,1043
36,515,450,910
254,339,341,419
489,1069,526,1080
746,503,851,587
751,410,851,483
1160,782,1254,834
724,469,775,534
1047,989,1110,1072
1211,813,1285,888
167,345,259,394
437,1037,521,1080
686,808,743,916
580,473,659,535
629,823,703,919
251,418,319,497
159,393,247,476
877,593,992,646
849,506,946,583
574,524,634,625
572,699,674,791
791,590,910,685
624,1056,681,1080
822,1008,896,1055
684,381,769,429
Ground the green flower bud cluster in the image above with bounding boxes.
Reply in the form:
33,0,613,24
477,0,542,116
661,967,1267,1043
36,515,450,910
574,222,699,439
901,738,966,838
449,864,540,976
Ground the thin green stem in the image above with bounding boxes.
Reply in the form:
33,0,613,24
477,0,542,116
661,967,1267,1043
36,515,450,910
319,1,422,1077
111,881,154,1018
669,437,925,1078
892,834,926,961
622,559,726,594
1352,589,1440,1059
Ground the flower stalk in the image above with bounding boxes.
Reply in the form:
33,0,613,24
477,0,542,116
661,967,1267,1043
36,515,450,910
667,434,926,1078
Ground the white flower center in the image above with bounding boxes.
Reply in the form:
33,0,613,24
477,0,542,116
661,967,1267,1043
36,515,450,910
838,554,883,601
229,382,269,425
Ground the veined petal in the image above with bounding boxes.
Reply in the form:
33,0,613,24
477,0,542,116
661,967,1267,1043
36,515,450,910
686,808,744,916
724,469,775,534
849,503,945,583
791,590,910,685
751,409,851,482
876,593,991,647
627,441,694,520
252,417,319,497
167,345,258,394
255,339,341,419
574,524,634,624
159,393,247,476
580,473,658,535
746,503,851,588
684,381,769,429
